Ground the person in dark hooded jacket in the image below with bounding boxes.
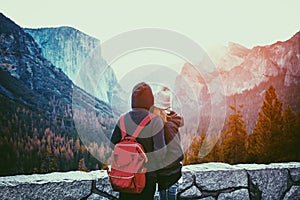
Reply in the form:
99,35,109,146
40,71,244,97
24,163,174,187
111,82,167,200
152,87,184,200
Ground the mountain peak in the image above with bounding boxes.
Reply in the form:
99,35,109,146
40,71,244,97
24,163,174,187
282,31,300,42
290,31,300,42
0,13,22,34
25,26,99,42
228,42,250,58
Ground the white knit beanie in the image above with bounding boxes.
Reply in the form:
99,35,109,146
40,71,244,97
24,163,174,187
154,87,171,111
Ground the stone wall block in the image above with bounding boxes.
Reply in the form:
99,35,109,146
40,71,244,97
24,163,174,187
283,186,300,200
217,188,250,200
0,180,91,200
195,170,248,191
247,169,289,200
179,185,202,199
95,177,119,198
178,171,194,193
289,168,300,183
87,193,112,200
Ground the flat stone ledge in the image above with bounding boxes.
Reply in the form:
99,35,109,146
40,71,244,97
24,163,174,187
183,162,240,172
0,170,106,186
0,162,299,199
235,162,300,170
0,170,106,200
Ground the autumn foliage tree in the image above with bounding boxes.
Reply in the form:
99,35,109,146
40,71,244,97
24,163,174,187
219,104,248,164
282,106,299,161
248,86,283,163
296,112,300,160
183,134,204,165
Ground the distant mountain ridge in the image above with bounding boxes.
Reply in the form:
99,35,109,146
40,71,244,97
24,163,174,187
24,27,117,104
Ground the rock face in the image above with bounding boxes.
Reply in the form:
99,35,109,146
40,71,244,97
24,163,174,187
0,162,299,200
0,14,71,99
175,32,300,140
24,27,99,82
24,27,118,104
216,33,300,95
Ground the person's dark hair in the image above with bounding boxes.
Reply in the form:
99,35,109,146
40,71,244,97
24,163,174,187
131,82,154,110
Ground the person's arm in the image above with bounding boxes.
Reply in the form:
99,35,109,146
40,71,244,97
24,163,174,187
152,116,167,162
164,121,184,162
167,111,184,129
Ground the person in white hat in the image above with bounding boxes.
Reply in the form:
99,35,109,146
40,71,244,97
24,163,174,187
152,86,184,200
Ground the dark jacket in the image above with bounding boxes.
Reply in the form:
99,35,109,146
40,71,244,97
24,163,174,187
111,108,167,173
157,111,184,191
110,82,167,200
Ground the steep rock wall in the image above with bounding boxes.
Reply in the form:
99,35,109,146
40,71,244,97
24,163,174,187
24,27,118,104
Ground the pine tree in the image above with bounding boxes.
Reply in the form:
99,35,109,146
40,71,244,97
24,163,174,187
78,158,89,172
40,148,54,173
200,136,221,163
282,106,297,160
295,112,300,160
220,104,248,164
183,134,204,165
248,86,283,163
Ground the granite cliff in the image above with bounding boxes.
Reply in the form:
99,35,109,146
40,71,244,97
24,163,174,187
24,27,117,104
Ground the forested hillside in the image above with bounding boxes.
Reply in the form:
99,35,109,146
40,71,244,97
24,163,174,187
184,85,300,165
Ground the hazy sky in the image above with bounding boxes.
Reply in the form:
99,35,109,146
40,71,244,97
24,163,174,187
1,0,300,79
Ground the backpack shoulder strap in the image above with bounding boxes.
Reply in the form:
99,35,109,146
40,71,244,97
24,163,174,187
120,113,156,140
132,114,156,139
119,114,126,139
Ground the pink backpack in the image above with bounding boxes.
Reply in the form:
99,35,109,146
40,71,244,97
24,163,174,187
108,114,155,193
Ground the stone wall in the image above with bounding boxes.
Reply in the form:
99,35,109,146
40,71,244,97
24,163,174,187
0,162,299,200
